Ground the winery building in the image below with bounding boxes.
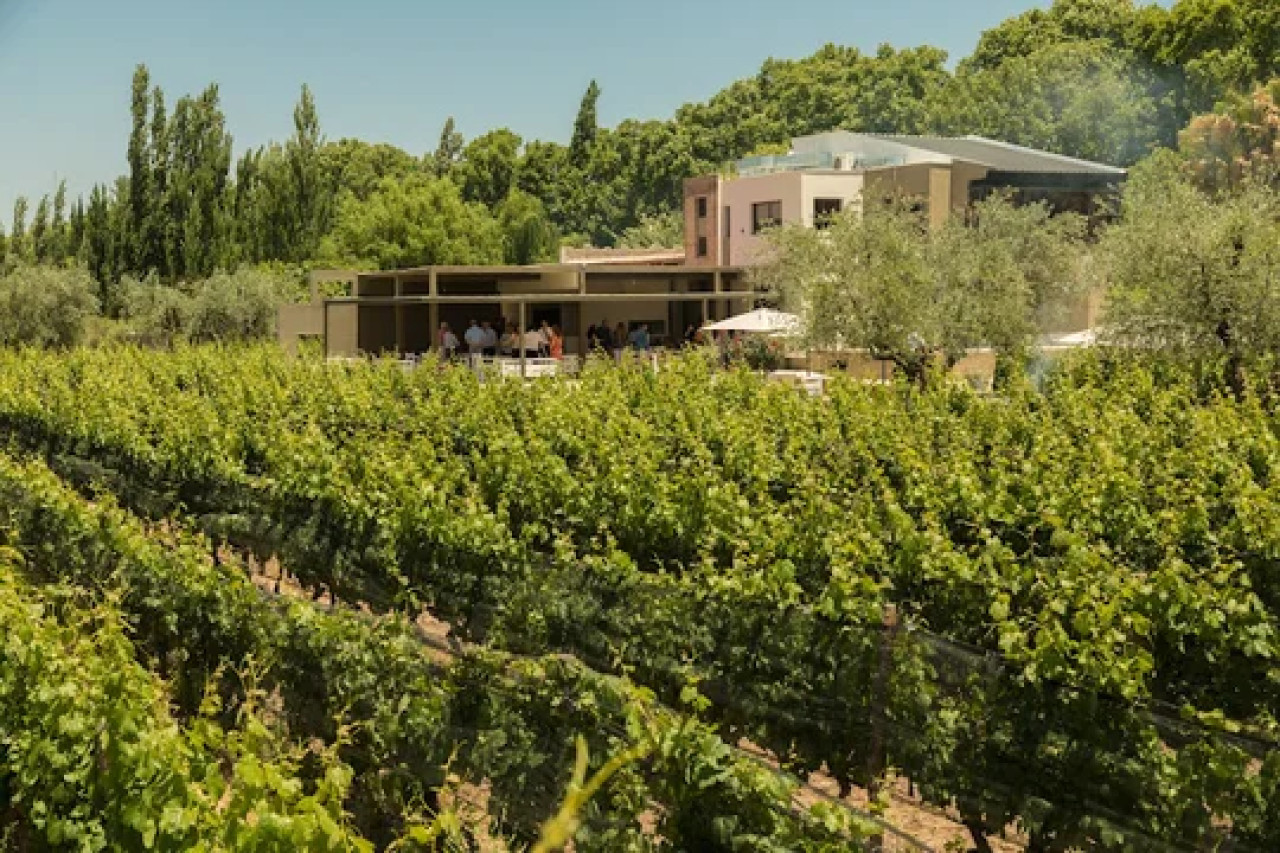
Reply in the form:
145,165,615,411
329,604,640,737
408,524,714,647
282,132,1123,358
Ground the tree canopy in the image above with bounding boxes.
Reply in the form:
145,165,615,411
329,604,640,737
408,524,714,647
319,174,504,270
753,195,1086,384
1102,151,1280,387
4,0,1277,290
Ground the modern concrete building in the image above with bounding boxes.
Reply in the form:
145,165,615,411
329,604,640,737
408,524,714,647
282,132,1121,358
684,131,1126,267
283,263,753,358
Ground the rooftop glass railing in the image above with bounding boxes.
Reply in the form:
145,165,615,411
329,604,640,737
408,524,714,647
735,151,905,176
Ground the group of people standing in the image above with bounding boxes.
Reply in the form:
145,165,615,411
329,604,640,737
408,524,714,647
438,319,564,360
435,317,737,363
585,320,653,354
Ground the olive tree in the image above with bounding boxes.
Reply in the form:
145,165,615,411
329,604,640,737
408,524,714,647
0,265,100,348
752,195,1084,386
118,274,195,347
188,267,289,343
933,195,1085,382
1102,151,1280,395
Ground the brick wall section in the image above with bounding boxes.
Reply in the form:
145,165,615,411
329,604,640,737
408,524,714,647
683,176,721,267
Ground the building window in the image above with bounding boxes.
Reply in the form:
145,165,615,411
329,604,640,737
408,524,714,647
696,236,708,257
696,196,708,218
813,198,842,228
752,200,782,234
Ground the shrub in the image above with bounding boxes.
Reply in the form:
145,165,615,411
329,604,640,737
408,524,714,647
118,275,195,347
0,265,99,348
188,268,288,344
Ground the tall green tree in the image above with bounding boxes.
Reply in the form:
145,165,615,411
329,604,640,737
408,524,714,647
30,196,50,264
49,181,67,263
9,197,28,262
455,129,522,208
319,174,505,269
283,84,331,262
430,116,464,177
964,0,1141,72
68,198,85,259
170,85,233,278
515,140,572,228
323,139,422,202
496,189,559,264
82,185,112,294
570,80,600,166
127,64,152,271
148,85,170,277
930,41,1161,166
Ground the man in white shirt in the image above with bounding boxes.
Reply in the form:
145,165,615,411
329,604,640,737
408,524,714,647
464,319,485,357
521,325,544,357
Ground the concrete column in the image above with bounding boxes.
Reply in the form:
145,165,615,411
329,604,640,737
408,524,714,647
427,273,440,357
394,275,404,355
518,301,527,378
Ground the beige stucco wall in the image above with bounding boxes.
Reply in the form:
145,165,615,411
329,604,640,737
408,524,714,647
326,303,359,357
722,171,804,267
949,161,990,211
277,303,325,354
798,173,864,226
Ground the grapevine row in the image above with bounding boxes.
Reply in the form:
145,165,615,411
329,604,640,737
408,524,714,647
0,561,373,850
1,346,1277,848
0,448,872,851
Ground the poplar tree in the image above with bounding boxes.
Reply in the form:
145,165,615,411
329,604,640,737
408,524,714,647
69,198,85,259
148,85,170,277
30,196,49,264
284,84,330,262
570,80,600,167
50,181,67,262
9,197,28,262
431,116,464,177
127,64,152,271
83,186,112,294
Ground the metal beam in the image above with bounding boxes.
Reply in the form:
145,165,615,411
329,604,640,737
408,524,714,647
325,292,763,307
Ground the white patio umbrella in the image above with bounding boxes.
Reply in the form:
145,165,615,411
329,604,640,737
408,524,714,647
1038,328,1099,348
703,308,801,334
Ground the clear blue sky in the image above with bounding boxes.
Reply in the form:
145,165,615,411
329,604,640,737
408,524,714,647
0,0,1132,228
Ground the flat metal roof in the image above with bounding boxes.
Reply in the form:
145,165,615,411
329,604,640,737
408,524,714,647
868,135,1127,176
359,264,743,278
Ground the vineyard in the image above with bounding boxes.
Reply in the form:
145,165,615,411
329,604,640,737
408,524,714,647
0,345,1277,851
